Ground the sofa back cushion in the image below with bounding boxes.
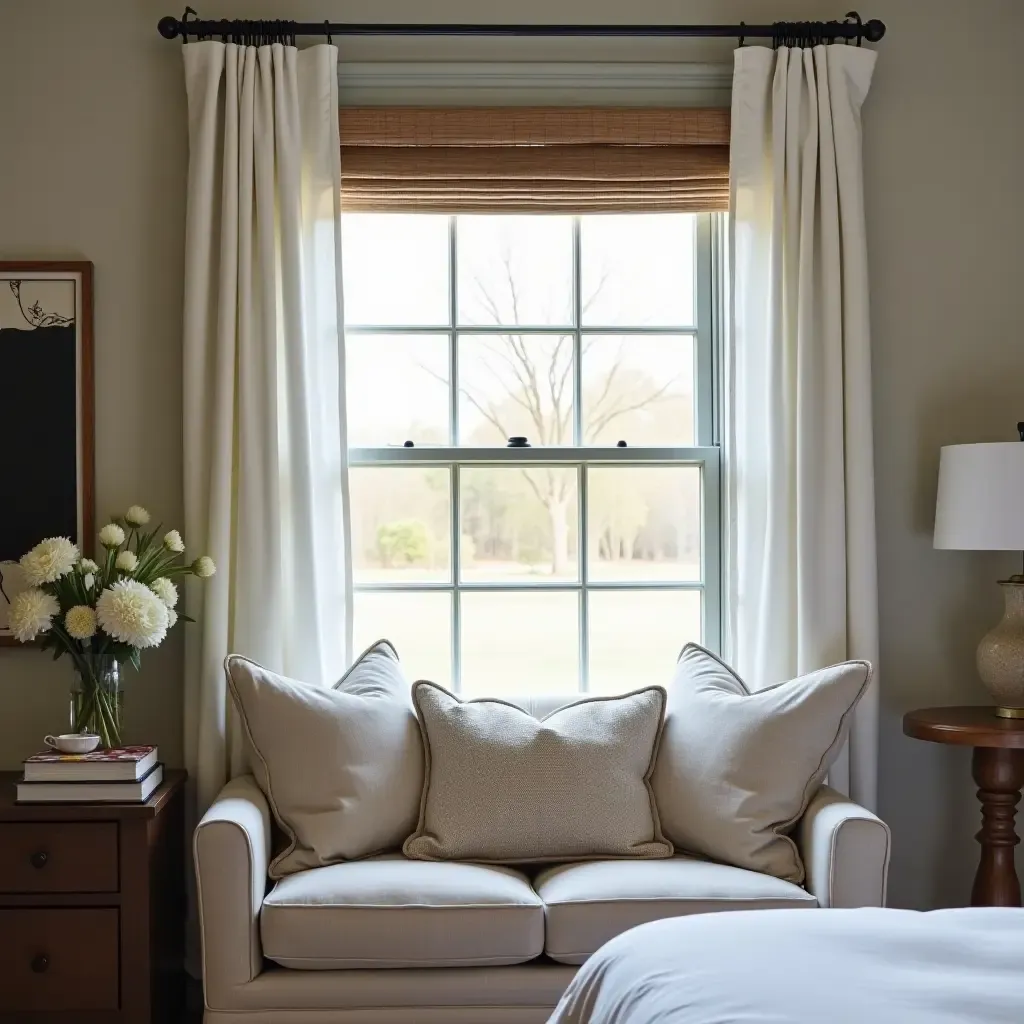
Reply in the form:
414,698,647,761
651,643,872,883
404,681,673,864
225,640,423,878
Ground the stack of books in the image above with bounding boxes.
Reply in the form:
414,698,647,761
17,746,163,803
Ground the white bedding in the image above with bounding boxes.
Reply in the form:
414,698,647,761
548,907,1024,1024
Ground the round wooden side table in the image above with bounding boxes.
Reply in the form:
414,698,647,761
903,707,1024,907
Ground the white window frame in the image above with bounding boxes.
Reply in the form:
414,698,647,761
348,212,724,692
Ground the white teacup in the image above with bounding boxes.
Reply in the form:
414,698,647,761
44,733,101,754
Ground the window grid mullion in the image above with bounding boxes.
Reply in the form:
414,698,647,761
572,217,589,691
353,581,707,594
449,216,463,691
346,324,699,336
451,464,462,693
449,215,459,444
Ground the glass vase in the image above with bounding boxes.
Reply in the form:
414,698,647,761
70,654,123,749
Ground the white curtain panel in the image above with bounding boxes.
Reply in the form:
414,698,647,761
726,44,879,809
181,41,351,815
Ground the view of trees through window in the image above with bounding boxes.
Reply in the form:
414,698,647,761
342,213,717,694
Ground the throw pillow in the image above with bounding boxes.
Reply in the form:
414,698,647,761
651,643,872,883
403,682,673,863
226,640,423,878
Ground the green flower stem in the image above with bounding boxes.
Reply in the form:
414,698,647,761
71,664,122,748
94,690,120,748
135,546,176,582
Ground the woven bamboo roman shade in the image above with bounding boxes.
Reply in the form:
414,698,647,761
339,107,730,213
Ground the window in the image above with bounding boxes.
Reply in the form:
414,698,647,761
343,212,722,696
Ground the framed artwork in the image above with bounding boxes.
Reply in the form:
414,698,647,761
0,262,94,646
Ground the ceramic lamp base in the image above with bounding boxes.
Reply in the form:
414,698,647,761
977,580,1024,721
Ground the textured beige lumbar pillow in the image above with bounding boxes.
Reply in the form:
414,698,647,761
404,681,673,863
652,643,872,884
226,640,423,878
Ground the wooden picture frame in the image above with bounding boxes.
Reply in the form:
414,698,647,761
0,262,94,646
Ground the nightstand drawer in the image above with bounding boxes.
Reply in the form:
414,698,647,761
0,822,118,893
0,908,119,1011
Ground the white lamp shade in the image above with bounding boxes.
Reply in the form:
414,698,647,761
934,442,1024,550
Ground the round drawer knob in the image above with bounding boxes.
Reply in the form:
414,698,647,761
31,954,50,974
30,850,49,870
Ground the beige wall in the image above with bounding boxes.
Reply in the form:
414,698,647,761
1,0,1023,910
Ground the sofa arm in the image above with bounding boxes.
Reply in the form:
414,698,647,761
194,775,271,1005
796,785,891,908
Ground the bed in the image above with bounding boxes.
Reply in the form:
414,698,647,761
548,907,1024,1024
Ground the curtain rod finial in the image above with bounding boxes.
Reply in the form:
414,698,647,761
158,16,180,39
864,19,885,42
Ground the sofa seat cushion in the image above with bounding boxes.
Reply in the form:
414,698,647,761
535,856,817,965
261,855,544,969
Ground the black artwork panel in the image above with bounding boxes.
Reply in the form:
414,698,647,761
0,324,78,560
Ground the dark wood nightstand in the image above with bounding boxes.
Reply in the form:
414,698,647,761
0,768,186,1023
903,708,1024,907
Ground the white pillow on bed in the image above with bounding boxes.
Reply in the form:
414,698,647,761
651,643,872,883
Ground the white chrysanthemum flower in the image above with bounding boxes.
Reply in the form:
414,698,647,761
96,580,169,649
79,558,99,574
65,605,98,640
115,550,139,573
163,530,185,554
83,573,95,590
150,577,178,608
8,588,60,643
20,537,80,586
166,608,179,629
193,555,216,578
99,523,126,548
125,505,150,526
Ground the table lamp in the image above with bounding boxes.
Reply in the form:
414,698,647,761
934,425,1024,717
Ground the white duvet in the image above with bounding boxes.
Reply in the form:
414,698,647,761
548,908,1024,1024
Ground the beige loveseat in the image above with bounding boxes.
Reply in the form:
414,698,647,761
194,695,891,1024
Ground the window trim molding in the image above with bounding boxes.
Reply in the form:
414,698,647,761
338,61,732,107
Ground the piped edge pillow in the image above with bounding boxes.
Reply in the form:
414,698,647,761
404,681,673,864
652,643,873,883
225,639,423,878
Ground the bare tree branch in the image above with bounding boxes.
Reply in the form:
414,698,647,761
588,341,625,420
547,335,572,445
472,277,505,325
581,266,609,318
461,387,512,440
418,359,515,442
586,379,677,439
519,468,547,506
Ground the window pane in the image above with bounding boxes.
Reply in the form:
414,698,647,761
457,215,573,327
587,466,701,583
460,467,578,583
341,213,449,326
460,591,579,697
350,467,451,583
587,590,701,695
353,591,452,688
458,333,574,446
582,334,694,446
346,333,449,446
581,214,695,327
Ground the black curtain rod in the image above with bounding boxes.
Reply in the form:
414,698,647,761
157,10,886,45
